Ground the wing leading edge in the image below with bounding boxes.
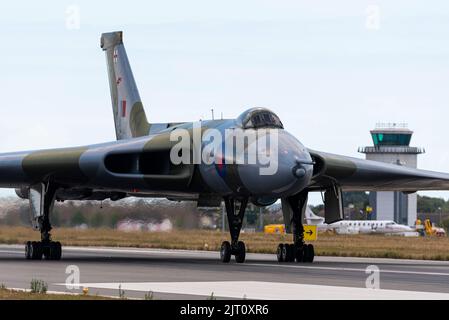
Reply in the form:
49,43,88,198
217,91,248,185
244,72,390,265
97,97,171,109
308,149,449,192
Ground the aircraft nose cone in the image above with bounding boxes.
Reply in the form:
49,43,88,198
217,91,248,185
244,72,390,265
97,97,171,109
236,130,314,197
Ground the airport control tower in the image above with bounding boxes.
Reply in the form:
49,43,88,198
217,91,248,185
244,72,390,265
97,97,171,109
358,123,425,225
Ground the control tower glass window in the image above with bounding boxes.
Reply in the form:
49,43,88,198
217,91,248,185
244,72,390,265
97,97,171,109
371,133,412,146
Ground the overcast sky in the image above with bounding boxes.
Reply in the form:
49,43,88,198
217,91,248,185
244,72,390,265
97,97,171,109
1,1,449,204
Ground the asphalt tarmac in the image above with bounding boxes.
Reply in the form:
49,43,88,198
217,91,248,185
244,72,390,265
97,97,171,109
1,244,449,299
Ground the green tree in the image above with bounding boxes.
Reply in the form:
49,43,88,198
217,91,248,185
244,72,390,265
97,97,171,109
90,212,104,228
71,211,86,226
343,192,369,212
417,195,447,213
245,204,258,226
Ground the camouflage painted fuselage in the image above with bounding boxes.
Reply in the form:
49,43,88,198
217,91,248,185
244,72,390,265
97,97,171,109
2,117,313,204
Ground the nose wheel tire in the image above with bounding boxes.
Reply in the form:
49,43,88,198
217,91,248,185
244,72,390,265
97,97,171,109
220,240,246,263
281,243,295,262
220,241,232,263
235,241,246,263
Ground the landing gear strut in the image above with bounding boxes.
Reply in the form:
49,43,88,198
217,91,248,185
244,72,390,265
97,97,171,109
25,183,62,261
220,197,248,263
277,192,314,263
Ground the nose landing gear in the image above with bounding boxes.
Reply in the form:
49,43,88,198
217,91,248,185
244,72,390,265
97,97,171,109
220,197,248,263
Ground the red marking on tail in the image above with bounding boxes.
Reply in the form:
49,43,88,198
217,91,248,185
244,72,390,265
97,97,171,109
121,100,127,117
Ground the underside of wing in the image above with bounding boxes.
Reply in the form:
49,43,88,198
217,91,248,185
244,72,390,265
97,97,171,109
308,149,449,192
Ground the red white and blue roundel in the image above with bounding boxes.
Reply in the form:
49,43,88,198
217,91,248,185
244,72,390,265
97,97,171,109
214,144,227,178
215,156,227,178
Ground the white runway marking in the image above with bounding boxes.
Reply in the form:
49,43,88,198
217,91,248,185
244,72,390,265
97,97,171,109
245,263,449,277
56,281,449,300
64,247,204,255
0,250,23,255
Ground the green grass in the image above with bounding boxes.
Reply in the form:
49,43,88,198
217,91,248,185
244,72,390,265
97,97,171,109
30,279,47,294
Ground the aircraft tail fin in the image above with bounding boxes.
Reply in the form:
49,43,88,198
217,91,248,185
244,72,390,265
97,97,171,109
305,206,325,225
101,31,150,140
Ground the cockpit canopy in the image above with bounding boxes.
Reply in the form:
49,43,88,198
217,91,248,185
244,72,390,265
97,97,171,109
236,107,284,129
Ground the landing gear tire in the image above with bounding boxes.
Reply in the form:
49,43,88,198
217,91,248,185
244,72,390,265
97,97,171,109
281,243,295,262
281,192,317,264
25,241,31,260
221,197,248,263
220,241,232,263
26,241,61,261
27,241,43,260
276,244,284,262
235,241,246,263
287,244,295,262
51,241,62,260
276,243,315,263
24,183,63,261
44,241,62,260
302,245,310,263
281,244,288,262
304,244,315,263
295,245,304,263
43,244,50,260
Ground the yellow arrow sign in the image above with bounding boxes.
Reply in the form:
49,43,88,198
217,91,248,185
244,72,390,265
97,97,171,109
304,225,317,241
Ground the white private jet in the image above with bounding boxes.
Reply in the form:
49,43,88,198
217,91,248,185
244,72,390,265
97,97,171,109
305,207,419,236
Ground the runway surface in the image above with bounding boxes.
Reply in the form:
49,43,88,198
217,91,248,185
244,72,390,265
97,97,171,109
1,244,449,299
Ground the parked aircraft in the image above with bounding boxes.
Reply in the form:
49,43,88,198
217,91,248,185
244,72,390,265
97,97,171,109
304,207,418,236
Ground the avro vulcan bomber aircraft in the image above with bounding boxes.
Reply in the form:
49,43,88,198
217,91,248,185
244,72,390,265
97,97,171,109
5,31,449,263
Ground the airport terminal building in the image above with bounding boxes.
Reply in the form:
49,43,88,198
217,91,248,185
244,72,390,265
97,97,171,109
359,123,424,226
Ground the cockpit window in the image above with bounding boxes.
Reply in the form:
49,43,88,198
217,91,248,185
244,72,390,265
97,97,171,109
249,112,283,129
237,108,284,129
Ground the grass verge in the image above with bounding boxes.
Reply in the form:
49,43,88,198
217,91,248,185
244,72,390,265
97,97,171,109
0,288,113,300
0,226,448,260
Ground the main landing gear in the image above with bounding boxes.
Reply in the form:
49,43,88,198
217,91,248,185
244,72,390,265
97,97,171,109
25,183,62,260
220,197,248,263
276,243,314,263
25,240,62,261
277,192,315,263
